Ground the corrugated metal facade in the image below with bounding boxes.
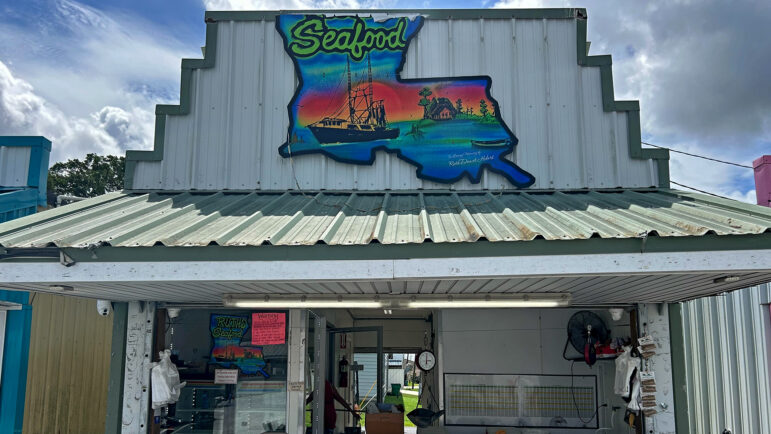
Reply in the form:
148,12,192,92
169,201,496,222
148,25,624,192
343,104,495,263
22,292,113,434
130,15,659,191
681,283,771,434
353,352,387,401
0,146,31,188
3,189,769,248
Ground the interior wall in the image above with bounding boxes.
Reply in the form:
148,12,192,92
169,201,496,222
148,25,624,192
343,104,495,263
352,318,431,351
439,308,630,434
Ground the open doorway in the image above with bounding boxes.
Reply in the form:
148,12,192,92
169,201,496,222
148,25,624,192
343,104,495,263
305,309,434,434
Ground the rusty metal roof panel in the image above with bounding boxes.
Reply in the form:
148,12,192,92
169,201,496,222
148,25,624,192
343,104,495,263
1,189,770,249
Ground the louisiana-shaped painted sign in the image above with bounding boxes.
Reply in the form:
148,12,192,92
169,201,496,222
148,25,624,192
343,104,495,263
276,15,535,187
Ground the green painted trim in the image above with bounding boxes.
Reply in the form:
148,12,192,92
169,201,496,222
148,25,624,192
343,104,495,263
668,303,690,434
104,302,127,434
575,17,670,188
204,8,583,22
123,22,220,189
53,233,771,263
125,9,669,189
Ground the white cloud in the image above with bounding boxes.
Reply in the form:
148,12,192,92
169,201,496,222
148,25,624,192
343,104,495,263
0,0,198,163
0,1,192,118
0,60,153,162
203,0,378,10
494,0,766,201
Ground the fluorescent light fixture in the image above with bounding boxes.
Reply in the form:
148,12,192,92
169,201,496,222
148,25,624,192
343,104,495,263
405,294,570,309
223,293,570,309
713,276,741,284
223,294,384,309
49,284,74,292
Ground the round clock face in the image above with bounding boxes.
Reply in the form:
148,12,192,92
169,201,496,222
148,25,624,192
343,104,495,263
417,350,436,371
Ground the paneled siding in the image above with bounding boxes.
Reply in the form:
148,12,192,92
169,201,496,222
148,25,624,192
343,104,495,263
22,292,113,434
131,17,657,191
681,283,771,434
0,146,31,188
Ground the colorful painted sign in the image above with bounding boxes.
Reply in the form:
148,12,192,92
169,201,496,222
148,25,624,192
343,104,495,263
251,312,286,345
276,15,535,187
210,314,269,377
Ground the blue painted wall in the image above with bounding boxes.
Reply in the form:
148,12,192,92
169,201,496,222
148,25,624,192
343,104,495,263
0,136,50,433
0,291,32,433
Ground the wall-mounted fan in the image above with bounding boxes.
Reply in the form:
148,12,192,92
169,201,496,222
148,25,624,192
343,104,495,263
563,310,610,366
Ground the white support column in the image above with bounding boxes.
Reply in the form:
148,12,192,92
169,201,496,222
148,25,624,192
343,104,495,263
121,301,155,434
639,303,676,434
286,309,307,434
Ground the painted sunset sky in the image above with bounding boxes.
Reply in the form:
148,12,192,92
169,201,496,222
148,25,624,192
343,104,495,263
296,76,495,126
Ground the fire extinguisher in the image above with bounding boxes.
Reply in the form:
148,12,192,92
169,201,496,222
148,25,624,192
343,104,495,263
338,356,349,388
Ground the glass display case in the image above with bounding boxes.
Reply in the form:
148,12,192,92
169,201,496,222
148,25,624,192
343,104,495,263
165,309,289,433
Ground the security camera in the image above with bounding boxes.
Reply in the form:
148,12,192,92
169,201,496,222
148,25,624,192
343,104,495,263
96,300,113,316
608,308,624,321
167,308,181,319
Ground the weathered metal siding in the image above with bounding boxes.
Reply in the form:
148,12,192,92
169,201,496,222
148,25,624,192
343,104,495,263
131,17,657,191
0,146,31,188
22,292,113,434
681,283,771,434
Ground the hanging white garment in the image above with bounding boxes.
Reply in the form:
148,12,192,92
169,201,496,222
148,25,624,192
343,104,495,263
614,346,639,397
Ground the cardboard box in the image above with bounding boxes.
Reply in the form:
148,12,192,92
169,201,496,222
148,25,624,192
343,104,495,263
365,412,404,434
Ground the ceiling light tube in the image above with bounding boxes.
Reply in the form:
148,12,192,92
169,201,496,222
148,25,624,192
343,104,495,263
405,294,570,309
223,294,384,309
223,293,570,309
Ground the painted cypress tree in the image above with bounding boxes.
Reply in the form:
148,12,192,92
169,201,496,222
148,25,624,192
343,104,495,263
418,87,432,119
479,99,489,117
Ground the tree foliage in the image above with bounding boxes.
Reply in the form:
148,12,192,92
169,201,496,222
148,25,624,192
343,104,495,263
479,99,489,117
418,87,432,119
47,154,125,198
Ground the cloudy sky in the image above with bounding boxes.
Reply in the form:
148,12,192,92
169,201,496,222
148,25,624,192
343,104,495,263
0,0,767,202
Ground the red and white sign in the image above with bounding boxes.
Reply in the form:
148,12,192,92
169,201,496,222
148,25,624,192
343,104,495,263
251,312,286,345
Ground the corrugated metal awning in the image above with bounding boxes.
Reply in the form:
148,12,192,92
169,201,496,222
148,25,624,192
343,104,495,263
1,189,769,248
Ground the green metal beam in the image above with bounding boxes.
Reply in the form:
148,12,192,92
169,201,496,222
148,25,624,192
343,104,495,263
668,303,691,434
46,233,771,263
205,8,583,21
104,302,128,434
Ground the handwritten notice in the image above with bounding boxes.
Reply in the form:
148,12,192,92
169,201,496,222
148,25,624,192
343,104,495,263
251,312,286,345
214,369,238,384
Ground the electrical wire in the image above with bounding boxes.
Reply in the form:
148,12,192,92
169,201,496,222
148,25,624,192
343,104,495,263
669,180,735,200
570,361,604,425
642,142,752,169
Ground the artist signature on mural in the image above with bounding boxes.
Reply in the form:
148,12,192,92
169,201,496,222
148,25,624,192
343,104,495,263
448,151,495,167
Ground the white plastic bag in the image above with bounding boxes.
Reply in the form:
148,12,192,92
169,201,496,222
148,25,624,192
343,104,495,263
151,349,186,410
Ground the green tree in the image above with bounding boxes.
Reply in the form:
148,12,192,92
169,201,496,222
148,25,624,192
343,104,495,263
47,154,125,198
418,87,433,119
479,99,489,117
455,98,463,113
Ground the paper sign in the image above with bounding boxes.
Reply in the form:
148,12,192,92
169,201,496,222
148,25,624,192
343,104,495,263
214,369,238,384
251,312,286,345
